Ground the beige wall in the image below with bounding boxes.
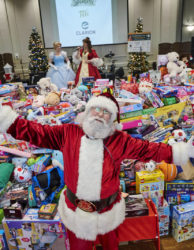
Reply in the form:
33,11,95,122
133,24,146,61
0,0,181,75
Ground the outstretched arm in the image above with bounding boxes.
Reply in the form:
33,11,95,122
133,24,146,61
0,106,68,151
117,132,194,166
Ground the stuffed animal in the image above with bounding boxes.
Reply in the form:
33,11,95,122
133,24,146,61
32,95,45,108
139,79,153,94
157,161,177,181
52,150,64,170
37,77,58,96
45,92,61,106
14,165,32,182
167,52,185,78
144,160,156,172
168,129,187,145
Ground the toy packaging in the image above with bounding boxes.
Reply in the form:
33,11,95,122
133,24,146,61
165,180,194,192
120,103,143,114
136,169,164,207
125,194,149,218
2,209,66,250
38,204,58,220
3,198,28,219
172,201,194,242
0,229,8,250
30,154,51,174
158,199,170,236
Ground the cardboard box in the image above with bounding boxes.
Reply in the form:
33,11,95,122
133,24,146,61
3,209,66,250
125,194,149,217
38,204,58,220
158,199,170,236
165,180,194,192
136,169,164,207
172,201,194,242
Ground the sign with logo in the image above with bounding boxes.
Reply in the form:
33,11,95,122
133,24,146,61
128,32,151,53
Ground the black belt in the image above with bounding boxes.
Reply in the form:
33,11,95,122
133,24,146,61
66,187,118,213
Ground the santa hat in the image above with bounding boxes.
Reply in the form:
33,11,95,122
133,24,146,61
84,92,122,130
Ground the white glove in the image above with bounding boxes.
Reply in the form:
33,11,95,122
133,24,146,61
188,136,194,159
49,62,58,71
0,105,18,133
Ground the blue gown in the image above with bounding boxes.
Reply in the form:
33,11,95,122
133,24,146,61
47,51,75,90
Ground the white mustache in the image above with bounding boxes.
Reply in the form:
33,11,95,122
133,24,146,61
88,116,107,126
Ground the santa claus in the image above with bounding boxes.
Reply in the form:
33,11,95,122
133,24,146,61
0,93,193,250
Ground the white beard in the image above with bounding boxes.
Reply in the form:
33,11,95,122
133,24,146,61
82,115,114,139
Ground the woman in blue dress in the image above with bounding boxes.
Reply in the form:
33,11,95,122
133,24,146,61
47,42,75,90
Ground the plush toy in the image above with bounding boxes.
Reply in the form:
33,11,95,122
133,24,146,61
167,52,185,78
14,165,32,182
144,160,156,172
157,161,177,181
158,55,169,80
71,88,83,99
168,129,187,145
32,95,45,108
139,79,153,94
52,150,64,170
37,77,58,96
45,92,61,106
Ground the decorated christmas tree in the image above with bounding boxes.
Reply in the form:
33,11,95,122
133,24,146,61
128,17,149,78
28,27,49,74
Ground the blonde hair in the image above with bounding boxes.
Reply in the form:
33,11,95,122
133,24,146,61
53,42,61,49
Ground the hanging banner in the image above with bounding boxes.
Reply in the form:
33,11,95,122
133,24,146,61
128,32,151,53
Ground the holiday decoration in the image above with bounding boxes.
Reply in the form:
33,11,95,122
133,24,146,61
128,17,149,78
28,27,49,74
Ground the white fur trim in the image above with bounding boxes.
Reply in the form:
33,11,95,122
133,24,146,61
0,106,18,132
72,51,81,64
115,122,123,131
58,190,125,240
90,58,103,67
172,142,189,166
85,96,118,121
76,136,103,200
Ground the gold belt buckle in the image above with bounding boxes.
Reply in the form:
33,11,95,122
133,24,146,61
76,199,96,212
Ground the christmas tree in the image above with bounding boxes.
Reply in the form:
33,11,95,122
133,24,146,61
28,27,49,74
128,17,149,78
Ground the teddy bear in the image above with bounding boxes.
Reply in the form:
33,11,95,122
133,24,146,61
32,95,45,108
45,92,61,106
167,52,185,78
37,77,58,96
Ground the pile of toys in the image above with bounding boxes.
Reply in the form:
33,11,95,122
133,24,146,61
0,57,193,247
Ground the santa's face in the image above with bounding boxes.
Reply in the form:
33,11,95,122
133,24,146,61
82,107,114,139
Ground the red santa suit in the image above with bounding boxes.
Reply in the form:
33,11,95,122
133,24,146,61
73,48,102,86
0,96,192,247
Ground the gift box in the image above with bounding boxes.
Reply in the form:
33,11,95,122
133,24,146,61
38,204,58,220
158,199,170,236
3,198,28,219
125,194,149,218
136,169,164,207
2,208,66,250
172,201,194,242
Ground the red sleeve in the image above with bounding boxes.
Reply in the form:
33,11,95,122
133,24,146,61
116,132,173,163
7,117,71,151
91,49,99,58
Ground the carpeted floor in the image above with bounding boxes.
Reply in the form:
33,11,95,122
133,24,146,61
96,236,194,250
